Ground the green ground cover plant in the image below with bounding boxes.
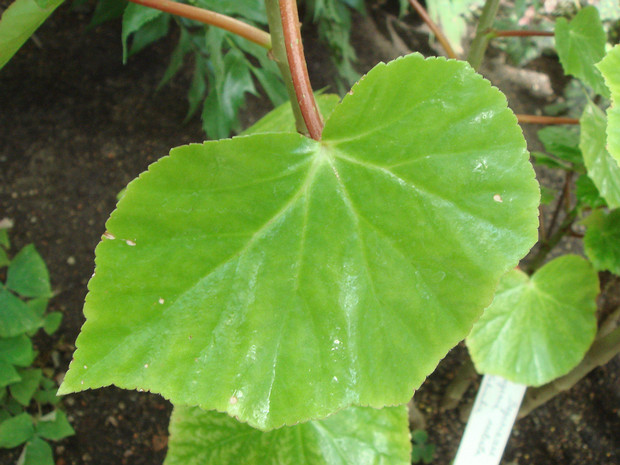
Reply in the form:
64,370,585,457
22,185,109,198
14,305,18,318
0,226,75,465
1,0,620,463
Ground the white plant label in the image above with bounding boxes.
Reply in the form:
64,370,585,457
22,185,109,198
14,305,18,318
453,374,527,465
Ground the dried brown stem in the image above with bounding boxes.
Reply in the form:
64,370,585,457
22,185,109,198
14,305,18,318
127,0,271,48
279,0,323,140
517,115,580,125
408,0,457,59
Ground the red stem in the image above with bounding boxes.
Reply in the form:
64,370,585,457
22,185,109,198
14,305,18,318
517,115,579,125
126,0,271,48
408,0,457,59
492,29,554,37
279,0,323,140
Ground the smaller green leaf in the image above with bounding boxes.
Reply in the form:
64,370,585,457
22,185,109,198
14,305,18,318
121,4,163,63
242,94,341,136
35,410,75,440
411,429,428,444
467,256,599,386
128,13,170,58
6,397,24,415
6,244,52,298
0,413,34,448
576,174,607,209
584,209,620,275
0,248,9,268
9,369,42,406
0,410,9,423
597,44,620,164
202,48,257,139
0,289,42,337
537,126,583,165
531,152,572,170
42,312,62,335
33,387,60,406
89,0,127,27
185,56,208,122
421,444,435,463
19,437,54,465
0,228,10,249
580,100,620,209
555,6,609,97
540,186,558,205
0,335,35,367
158,26,192,89
0,360,21,388
26,297,49,318
0,0,64,70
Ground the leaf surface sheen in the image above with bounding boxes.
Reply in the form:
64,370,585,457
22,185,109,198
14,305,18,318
60,53,539,430
164,405,411,465
467,256,599,386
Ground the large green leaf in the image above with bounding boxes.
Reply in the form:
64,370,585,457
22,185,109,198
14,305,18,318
597,44,620,164
555,6,609,98
59,53,539,430
467,256,599,386
584,208,620,275
0,289,42,337
0,0,64,70
6,244,52,298
580,100,620,209
165,405,410,465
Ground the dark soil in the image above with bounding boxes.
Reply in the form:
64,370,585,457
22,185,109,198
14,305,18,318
1,3,618,465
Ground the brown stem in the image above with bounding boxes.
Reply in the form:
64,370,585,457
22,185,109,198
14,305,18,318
517,114,580,125
127,0,271,48
526,208,577,274
408,0,457,59
279,0,323,140
518,323,620,418
491,29,554,37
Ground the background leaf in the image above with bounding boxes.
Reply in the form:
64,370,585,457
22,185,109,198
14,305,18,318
0,360,21,388
580,100,620,209
0,289,42,337
0,0,64,70
0,413,34,448
597,44,620,164
9,368,41,406
467,256,599,386
19,437,54,465
6,244,52,298
584,208,620,275
35,410,75,440
121,4,163,63
554,6,609,98
0,335,35,368
164,405,411,465
60,54,539,430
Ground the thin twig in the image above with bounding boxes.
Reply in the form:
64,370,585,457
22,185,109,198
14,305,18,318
491,29,554,37
127,0,271,49
408,0,457,59
279,0,323,140
517,114,580,125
